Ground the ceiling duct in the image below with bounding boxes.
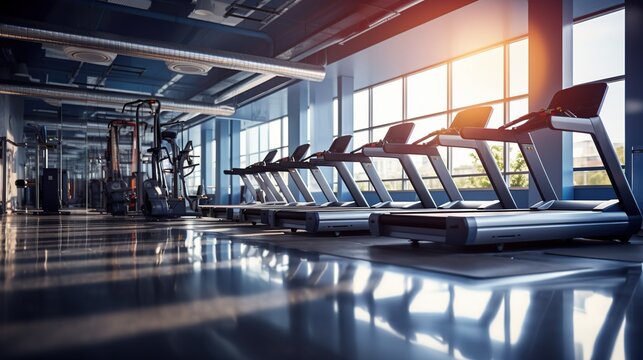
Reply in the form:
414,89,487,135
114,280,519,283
0,23,326,81
0,82,235,116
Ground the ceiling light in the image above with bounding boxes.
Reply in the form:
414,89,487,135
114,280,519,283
63,46,116,65
165,61,212,76
193,0,215,16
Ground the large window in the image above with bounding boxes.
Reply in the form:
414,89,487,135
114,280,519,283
240,116,289,170
572,8,625,186
352,38,529,190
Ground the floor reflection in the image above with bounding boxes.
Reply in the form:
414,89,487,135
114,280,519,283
0,215,641,359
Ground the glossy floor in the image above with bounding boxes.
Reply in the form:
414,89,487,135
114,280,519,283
1,214,642,359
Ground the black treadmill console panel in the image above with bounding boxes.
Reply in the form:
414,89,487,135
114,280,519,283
383,123,414,144
261,149,278,163
450,106,493,130
548,82,608,118
328,135,353,153
290,144,310,161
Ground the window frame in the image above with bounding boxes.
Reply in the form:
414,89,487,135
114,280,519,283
352,36,530,191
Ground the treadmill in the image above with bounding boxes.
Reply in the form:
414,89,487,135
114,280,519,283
264,123,418,232
370,83,642,247
202,147,309,220
269,107,517,234
205,137,358,222
260,133,387,228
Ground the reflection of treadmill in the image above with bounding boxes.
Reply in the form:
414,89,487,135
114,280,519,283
371,83,642,246
269,110,514,234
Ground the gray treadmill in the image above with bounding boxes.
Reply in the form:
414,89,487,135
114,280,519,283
207,137,360,222
269,107,517,234
370,83,642,247
202,147,313,220
260,133,388,227
265,123,420,231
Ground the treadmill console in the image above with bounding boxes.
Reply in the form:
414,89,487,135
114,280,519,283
327,135,353,153
258,149,278,165
450,106,493,130
548,82,607,118
382,123,414,144
290,144,310,161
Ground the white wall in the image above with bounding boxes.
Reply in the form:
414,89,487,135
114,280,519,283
325,0,528,91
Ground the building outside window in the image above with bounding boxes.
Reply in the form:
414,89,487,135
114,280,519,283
239,116,289,188
352,37,529,190
572,8,625,186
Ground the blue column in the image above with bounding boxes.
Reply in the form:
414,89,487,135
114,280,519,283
230,120,241,204
214,120,230,204
310,78,335,194
625,0,643,209
201,124,213,193
337,76,354,200
527,0,574,204
287,82,309,200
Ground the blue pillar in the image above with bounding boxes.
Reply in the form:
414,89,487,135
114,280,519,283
214,119,230,204
337,76,354,200
287,82,309,200
310,78,335,193
230,120,241,203
201,124,213,194
527,0,574,204
625,0,643,209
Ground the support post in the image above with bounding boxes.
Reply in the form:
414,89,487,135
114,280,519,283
1,137,6,213
527,0,573,204
338,76,354,199
625,0,643,211
215,120,230,204
287,82,309,200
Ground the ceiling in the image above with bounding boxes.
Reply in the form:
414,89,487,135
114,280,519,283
0,0,474,163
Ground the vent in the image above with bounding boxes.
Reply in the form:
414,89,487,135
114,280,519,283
188,0,244,27
165,61,212,76
63,46,116,65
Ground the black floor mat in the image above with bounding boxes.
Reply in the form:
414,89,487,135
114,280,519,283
546,244,643,262
241,235,590,279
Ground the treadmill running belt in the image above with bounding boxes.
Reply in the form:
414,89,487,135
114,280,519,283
546,244,643,262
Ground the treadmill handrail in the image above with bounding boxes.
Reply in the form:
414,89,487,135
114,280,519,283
459,128,520,143
384,137,517,209
323,151,373,163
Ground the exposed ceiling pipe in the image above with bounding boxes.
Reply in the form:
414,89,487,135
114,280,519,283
214,0,426,103
0,23,326,82
215,36,342,104
0,82,236,116
214,73,274,104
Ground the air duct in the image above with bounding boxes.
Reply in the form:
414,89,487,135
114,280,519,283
0,23,326,81
215,73,273,104
0,82,235,116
